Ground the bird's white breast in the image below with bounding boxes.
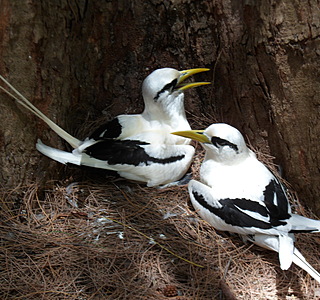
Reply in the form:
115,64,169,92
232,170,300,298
200,154,274,203
117,114,190,145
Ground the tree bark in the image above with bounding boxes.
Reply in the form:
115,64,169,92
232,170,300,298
0,1,319,213
211,1,320,214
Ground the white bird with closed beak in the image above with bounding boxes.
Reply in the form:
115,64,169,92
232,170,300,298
172,123,320,282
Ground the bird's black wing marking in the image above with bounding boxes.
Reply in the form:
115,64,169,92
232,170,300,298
89,118,122,140
192,190,287,230
290,229,317,233
263,179,291,221
84,139,184,166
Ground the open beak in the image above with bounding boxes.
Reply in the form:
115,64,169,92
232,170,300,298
171,130,210,143
177,68,211,91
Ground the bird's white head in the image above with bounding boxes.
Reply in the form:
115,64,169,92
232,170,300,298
142,68,210,120
172,123,250,163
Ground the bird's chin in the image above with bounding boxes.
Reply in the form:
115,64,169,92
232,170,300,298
171,90,183,97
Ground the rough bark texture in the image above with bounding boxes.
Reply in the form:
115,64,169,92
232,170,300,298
212,1,320,214
0,1,319,213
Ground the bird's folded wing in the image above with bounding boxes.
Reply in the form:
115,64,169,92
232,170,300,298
263,178,291,223
89,118,123,140
188,180,288,234
289,214,320,233
84,139,186,166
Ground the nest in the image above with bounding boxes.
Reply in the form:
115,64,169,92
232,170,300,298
1,115,320,299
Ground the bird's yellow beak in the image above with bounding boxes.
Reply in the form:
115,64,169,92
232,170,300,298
171,130,210,143
177,68,210,91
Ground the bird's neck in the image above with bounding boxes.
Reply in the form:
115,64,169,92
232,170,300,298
142,94,189,130
203,148,252,166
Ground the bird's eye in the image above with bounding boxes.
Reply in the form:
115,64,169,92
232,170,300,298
211,137,239,152
163,79,178,91
154,79,178,101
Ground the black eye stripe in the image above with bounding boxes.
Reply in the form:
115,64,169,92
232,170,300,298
154,78,178,101
211,137,239,152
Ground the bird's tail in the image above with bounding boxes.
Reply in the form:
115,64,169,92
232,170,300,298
36,139,119,171
245,234,320,283
0,75,81,148
289,214,320,233
36,139,81,165
292,247,320,283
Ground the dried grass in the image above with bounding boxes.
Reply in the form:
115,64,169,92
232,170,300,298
1,121,320,299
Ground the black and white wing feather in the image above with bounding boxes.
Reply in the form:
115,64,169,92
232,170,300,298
90,118,123,139
37,137,195,187
1,68,211,186
173,123,320,281
188,178,292,236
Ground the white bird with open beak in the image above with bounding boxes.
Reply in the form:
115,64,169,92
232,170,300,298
0,68,210,187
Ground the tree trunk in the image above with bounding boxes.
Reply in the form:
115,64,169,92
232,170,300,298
1,1,319,213
210,1,320,214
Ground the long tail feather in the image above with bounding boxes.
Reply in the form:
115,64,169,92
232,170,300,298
0,75,81,148
292,247,320,283
244,234,320,283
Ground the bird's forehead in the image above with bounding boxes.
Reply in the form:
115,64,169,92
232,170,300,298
205,123,242,140
144,68,180,86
